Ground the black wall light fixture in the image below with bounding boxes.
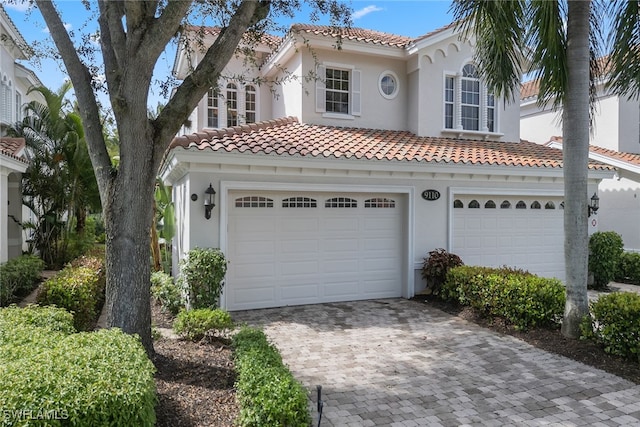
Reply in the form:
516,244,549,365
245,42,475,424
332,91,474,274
204,183,216,219
588,192,599,216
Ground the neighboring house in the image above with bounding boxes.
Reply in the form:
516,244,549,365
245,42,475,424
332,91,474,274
161,23,612,311
0,137,27,262
521,77,640,252
1,5,43,260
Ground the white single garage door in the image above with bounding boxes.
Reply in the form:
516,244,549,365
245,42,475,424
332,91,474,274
226,191,404,310
452,195,565,280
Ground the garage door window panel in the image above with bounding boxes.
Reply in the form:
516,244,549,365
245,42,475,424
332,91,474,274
235,196,274,208
365,198,396,208
516,201,527,209
282,197,317,208
325,197,357,208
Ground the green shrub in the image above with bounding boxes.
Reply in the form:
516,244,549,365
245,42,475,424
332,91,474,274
421,248,463,295
442,265,565,330
581,292,640,362
589,231,624,289
36,256,105,331
233,327,311,426
173,308,233,341
616,251,640,285
0,306,156,427
0,255,45,306
178,248,227,309
151,271,183,315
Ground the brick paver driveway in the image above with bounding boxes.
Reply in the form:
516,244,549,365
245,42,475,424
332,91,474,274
233,299,640,427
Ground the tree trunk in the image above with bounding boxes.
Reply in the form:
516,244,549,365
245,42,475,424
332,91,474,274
561,0,592,338
103,118,158,354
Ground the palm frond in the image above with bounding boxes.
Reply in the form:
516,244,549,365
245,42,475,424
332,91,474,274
605,0,640,100
451,0,527,102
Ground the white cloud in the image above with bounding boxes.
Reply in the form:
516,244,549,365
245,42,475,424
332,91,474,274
42,22,73,34
4,3,30,12
352,5,384,20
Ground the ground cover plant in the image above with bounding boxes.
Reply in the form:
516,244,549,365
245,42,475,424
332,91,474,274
0,305,156,427
36,254,106,331
173,308,233,341
0,255,44,306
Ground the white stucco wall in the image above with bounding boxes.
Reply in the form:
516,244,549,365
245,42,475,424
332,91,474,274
598,176,640,252
294,48,408,130
163,151,605,293
618,97,640,154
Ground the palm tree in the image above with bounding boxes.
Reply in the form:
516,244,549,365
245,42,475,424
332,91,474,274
10,83,100,266
451,0,639,338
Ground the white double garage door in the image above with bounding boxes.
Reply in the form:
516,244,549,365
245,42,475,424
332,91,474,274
225,190,565,311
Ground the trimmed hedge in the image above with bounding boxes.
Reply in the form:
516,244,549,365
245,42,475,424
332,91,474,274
616,252,640,285
441,265,566,330
151,271,183,315
0,305,156,427
0,255,44,306
36,255,105,331
173,308,233,341
179,248,227,309
581,292,640,362
589,231,624,289
233,327,311,426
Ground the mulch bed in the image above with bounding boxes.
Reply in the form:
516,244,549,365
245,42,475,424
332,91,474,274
151,301,239,426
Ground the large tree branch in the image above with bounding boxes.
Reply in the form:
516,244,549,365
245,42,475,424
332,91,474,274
139,0,193,68
152,0,271,159
98,0,128,117
36,0,112,203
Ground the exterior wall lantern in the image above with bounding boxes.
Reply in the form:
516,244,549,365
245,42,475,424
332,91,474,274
588,192,599,216
204,183,216,220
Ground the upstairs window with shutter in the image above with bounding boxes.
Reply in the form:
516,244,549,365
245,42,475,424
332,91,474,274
316,64,361,117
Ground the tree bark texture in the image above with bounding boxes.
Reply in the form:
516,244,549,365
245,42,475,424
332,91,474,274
561,0,592,339
36,0,271,355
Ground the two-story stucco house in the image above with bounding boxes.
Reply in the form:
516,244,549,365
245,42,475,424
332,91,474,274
0,5,42,262
521,76,640,252
160,23,612,311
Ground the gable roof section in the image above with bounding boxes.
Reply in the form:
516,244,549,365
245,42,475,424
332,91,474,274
0,137,26,160
546,136,640,174
290,24,413,49
170,117,610,170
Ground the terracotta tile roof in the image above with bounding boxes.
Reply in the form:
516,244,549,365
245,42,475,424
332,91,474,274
520,80,540,100
0,137,28,163
182,25,282,47
169,117,610,170
290,24,413,48
548,136,640,168
412,22,458,44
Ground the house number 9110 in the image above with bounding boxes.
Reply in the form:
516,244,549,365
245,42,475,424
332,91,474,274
421,189,440,201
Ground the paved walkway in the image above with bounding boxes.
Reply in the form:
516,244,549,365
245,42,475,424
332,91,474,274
233,299,640,426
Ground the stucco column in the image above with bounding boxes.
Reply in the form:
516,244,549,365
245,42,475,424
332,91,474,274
0,169,9,263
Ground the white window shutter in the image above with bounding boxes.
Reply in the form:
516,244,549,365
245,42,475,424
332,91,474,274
351,69,361,116
316,65,326,113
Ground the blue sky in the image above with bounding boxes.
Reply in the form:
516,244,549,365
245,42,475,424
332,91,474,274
3,1,455,108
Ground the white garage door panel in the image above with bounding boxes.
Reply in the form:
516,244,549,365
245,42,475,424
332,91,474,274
452,196,565,280
226,191,404,310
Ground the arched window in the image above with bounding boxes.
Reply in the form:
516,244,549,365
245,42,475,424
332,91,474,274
531,201,541,209
516,201,527,209
282,197,317,208
207,88,218,128
461,64,480,131
453,199,463,209
245,85,256,124
485,200,496,209
545,201,556,209
500,200,511,209
226,83,238,127
468,200,480,209
325,197,357,208
444,63,497,133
